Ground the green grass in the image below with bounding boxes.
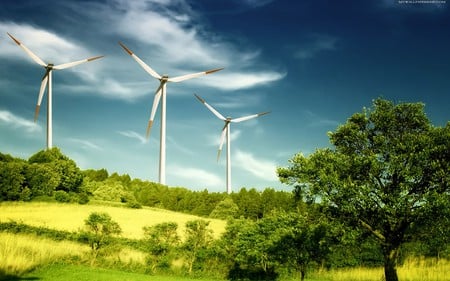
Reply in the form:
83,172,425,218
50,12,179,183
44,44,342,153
18,264,221,281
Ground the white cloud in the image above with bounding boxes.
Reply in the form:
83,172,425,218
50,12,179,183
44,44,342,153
207,129,242,147
167,136,194,155
0,22,91,63
107,0,286,91
240,0,275,8
294,34,338,60
0,110,41,132
303,110,339,128
0,0,286,101
194,71,286,91
66,138,102,150
118,130,148,144
234,150,278,182
169,165,223,188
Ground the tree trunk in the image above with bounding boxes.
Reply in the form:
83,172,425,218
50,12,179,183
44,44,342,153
383,247,399,281
297,263,307,281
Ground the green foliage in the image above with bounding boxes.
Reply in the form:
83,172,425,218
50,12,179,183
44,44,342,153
0,161,26,201
82,212,122,255
143,222,180,273
92,179,130,202
182,220,214,274
25,163,59,197
54,190,71,203
29,148,84,193
219,210,333,281
278,99,450,281
82,168,109,182
209,197,239,219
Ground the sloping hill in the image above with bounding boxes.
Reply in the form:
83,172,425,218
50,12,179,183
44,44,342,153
0,201,226,239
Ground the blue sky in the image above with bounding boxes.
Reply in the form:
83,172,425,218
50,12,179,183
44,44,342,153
0,0,449,192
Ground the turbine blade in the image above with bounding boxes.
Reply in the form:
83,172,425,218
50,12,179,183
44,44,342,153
231,111,270,123
168,67,224,83
53,55,104,70
217,124,228,162
146,85,163,138
35,73,49,121
7,33,46,66
194,94,226,121
119,42,161,79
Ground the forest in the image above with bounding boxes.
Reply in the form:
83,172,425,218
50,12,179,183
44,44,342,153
1,99,449,281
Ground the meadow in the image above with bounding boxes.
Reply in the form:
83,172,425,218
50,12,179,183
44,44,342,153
0,201,226,239
1,201,449,281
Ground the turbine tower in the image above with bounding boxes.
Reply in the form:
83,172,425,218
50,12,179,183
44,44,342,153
195,94,270,194
119,42,223,185
7,33,103,149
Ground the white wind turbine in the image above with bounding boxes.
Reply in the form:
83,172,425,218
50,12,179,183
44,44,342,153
119,42,223,185
7,33,103,149
195,94,270,194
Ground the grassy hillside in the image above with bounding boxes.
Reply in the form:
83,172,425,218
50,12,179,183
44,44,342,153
0,201,226,239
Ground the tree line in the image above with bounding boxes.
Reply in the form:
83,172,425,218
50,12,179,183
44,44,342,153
0,149,296,219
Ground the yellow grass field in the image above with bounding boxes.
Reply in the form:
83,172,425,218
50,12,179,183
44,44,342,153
313,258,450,281
0,232,89,275
0,232,147,276
0,201,226,239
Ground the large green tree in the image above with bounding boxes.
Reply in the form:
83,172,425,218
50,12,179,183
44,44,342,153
278,99,450,281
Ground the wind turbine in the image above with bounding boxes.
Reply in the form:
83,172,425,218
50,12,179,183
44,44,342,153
119,42,223,185
194,94,270,194
7,33,103,149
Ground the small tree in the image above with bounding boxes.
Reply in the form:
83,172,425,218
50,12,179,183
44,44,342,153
83,212,121,257
143,222,180,273
182,220,213,274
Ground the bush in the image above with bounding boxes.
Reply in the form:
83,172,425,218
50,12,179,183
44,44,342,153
126,200,142,209
54,190,71,203
78,193,90,205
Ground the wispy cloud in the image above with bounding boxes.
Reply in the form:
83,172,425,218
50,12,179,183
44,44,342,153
106,0,286,91
0,110,41,132
167,136,194,155
195,71,286,91
239,0,275,8
303,110,339,128
234,150,278,182
0,22,94,64
169,165,223,188
67,138,102,150
294,34,338,60
380,0,447,12
0,22,110,97
207,129,242,147
118,130,147,144
1,0,286,101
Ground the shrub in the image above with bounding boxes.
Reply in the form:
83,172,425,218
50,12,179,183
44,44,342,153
54,190,70,203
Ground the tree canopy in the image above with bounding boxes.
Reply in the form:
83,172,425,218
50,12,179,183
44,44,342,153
278,99,450,281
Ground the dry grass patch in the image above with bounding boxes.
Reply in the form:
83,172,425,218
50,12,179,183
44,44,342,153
0,232,89,276
313,258,450,281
